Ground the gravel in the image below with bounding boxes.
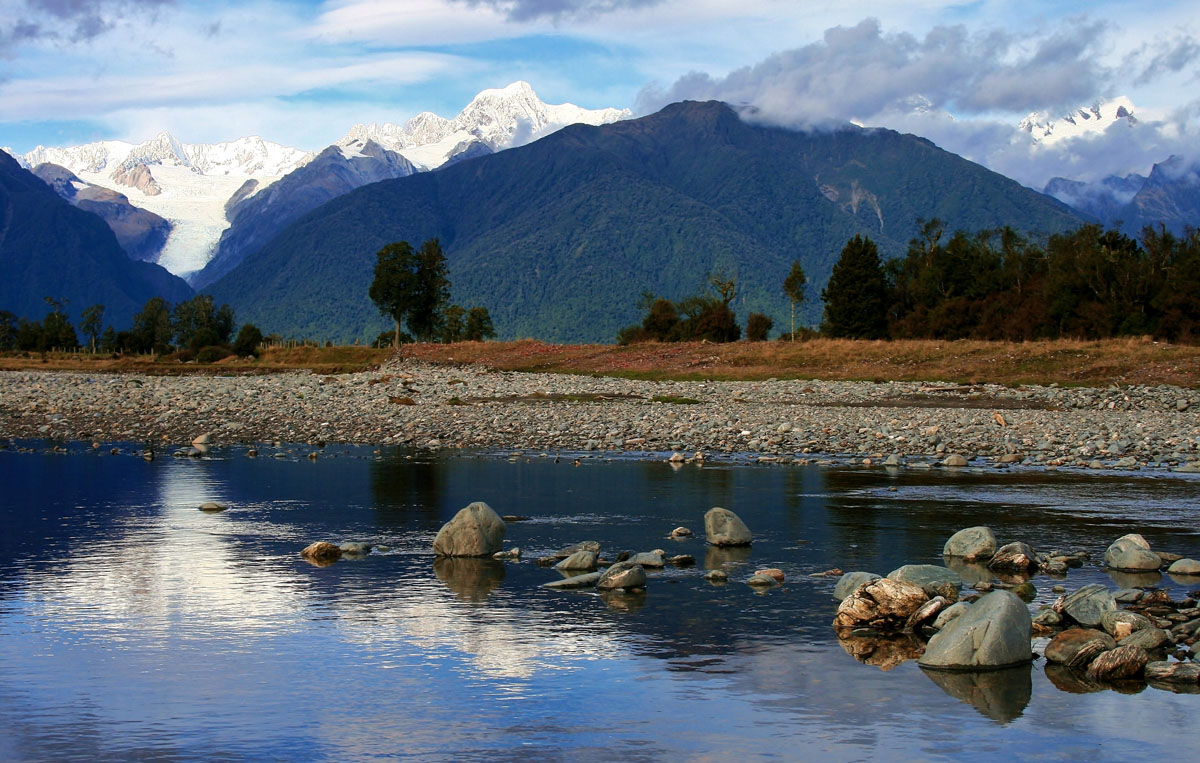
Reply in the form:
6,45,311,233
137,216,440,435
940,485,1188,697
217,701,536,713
3,359,1200,471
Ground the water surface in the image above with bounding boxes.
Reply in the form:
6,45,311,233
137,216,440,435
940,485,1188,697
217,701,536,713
1,443,1198,760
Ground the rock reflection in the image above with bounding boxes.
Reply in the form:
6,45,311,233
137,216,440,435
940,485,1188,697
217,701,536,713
836,632,924,671
601,589,646,613
1044,663,1104,694
921,665,1032,723
705,545,752,570
942,557,993,586
432,557,506,602
1167,572,1200,586
1106,569,1163,589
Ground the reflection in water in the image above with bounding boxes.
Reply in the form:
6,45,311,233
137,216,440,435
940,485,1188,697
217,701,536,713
433,557,506,602
943,557,994,586
837,632,925,671
1044,663,1105,694
704,545,753,570
922,665,1032,723
1168,572,1200,586
602,589,646,613
1106,569,1164,589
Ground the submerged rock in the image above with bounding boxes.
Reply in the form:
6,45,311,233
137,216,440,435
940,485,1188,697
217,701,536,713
542,572,602,589
919,591,1033,671
704,507,752,546
432,501,506,557
300,541,342,565
198,501,228,512
339,541,372,555
943,526,998,562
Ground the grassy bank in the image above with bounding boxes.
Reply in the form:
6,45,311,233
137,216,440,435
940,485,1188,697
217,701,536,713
5,337,1199,387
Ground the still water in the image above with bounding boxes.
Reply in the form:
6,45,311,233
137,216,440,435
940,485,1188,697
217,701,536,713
1,443,1198,761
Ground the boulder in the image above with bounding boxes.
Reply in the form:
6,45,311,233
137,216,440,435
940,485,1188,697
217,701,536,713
555,550,598,571
669,526,693,538
339,542,371,555
1086,644,1148,681
943,454,969,467
932,601,971,630
943,526,998,562
988,542,1037,572
1044,628,1116,669
918,591,1033,671
1099,610,1153,638
1145,661,1200,684
1168,558,1200,575
596,561,646,591
888,564,962,601
1120,627,1170,651
627,552,665,568
833,578,929,633
432,502,506,557
542,572,602,589
755,568,785,583
1105,534,1163,572
1061,584,1117,627
704,507,752,547
300,541,342,564
833,571,882,601
553,540,601,559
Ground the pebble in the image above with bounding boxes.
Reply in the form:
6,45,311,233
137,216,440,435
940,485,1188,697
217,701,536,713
1,361,1198,469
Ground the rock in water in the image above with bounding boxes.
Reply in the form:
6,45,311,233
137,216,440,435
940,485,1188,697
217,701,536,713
943,526,998,562
1168,558,1200,575
1044,628,1117,669
919,591,1033,671
704,507,752,546
1104,534,1163,572
833,571,882,601
542,572,602,589
432,502,506,557
1099,610,1153,637
1145,661,1200,684
300,542,342,564
1086,645,1148,681
555,550,598,571
597,561,647,591
339,542,372,555
198,501,228,512
887,564,962,600
1061,584,1117,627
988,542,1037,572
834,578,929,633
627,551,665,568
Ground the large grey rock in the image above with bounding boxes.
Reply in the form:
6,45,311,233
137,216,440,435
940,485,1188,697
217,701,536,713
432,502,506,557
1104,534,1163,572
555,550,598,571
988,542,1037,572
542,572,602,589
1061,584,1117,627
596,562,646,591
888,564,962,600
919,591,1033,671
932,601,972,630
833,571,881,601
1121,627,1170,651
704,507,752,546
1168,558,1200,575
627,552,665,568
943,526,998,562
833,578,929,633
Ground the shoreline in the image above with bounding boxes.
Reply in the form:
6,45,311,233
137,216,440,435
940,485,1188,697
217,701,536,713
3,357,1200,473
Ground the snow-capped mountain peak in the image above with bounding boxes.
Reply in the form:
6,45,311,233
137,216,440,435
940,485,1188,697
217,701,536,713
337,80,631,170
1020,96,1138,145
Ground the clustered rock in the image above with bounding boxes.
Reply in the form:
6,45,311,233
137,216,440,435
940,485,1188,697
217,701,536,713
3,360,1200,471
831,525,1200,691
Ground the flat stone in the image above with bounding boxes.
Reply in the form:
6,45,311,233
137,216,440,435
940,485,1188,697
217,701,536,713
627,552,665,568
542,572,602,589
1061,584,1117,627
1145,661,1200,683
198,501,228,512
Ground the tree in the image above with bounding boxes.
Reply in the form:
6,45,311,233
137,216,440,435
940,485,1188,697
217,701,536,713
233,323,264,357
130,297,174,354
369,241,419,348
642,298,680,340
40,297,79,351
821,235,889,339
81,304,105,353
746,312,773,341
441,305,466,343
173,295,235,351
0,310,17,351
783,260,806,341
464,306,496,341
410,238,451,342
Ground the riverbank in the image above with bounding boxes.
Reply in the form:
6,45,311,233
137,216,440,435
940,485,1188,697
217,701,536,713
3,356,1200,471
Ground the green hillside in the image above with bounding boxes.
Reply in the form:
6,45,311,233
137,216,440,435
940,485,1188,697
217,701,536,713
206,101,1082,343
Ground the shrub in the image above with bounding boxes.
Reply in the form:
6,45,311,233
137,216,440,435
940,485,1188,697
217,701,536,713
195,345,231,364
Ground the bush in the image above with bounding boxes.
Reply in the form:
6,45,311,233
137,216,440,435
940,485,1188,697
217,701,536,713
746,312,773,341
195,345,231,364
233,324,264,358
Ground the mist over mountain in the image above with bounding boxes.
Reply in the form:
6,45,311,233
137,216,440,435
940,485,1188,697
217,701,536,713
205,100,1082,344
0,151,192,329
1046,155,1200,236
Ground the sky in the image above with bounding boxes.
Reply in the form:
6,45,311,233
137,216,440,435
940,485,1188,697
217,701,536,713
1,0,1198,187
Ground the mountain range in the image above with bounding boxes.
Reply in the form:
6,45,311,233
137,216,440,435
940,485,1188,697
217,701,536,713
1045,155,1200,237
205,100,1084,344
7,82,630,280
0,151,192,330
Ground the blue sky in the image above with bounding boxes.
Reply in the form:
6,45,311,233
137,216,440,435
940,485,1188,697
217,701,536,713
1,0,1198,184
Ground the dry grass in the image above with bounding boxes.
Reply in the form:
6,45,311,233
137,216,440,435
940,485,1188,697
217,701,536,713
401,337,1200,388
0,345,390,375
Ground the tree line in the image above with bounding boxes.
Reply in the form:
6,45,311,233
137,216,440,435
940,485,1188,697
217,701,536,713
618,222,1200,344
0,295,263,360
369,238,495,347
